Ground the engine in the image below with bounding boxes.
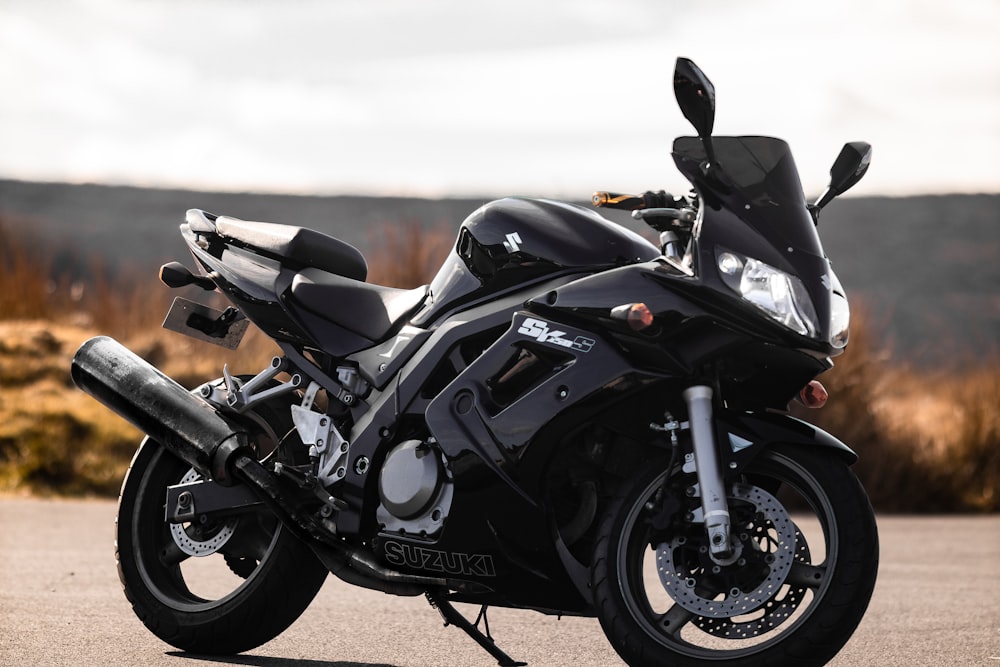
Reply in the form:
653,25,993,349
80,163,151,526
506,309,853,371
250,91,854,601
376,439,453,538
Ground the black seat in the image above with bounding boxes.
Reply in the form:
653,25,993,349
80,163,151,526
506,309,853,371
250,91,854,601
214,215,368,282
290,268,428,343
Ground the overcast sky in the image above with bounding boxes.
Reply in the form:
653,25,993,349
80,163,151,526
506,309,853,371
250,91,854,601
1,0,998,198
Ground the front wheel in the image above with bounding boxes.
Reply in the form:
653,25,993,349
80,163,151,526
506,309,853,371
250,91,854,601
591,445,878,666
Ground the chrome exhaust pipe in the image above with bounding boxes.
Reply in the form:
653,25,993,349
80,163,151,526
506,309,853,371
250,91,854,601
71,336,250,485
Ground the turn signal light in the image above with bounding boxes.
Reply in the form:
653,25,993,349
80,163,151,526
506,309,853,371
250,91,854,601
799,380,829,409
610,302,654,331
159,262,216,291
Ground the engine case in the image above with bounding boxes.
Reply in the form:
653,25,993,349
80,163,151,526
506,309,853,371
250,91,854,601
377,440,454,538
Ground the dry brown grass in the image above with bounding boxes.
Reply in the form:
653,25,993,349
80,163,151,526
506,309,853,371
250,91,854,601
0,215,60,320
2,213,997,510
365,219,454,288
798,306,1000,512
0,321,139,495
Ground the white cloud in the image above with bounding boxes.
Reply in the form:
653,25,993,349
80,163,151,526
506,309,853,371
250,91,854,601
1,0,997,196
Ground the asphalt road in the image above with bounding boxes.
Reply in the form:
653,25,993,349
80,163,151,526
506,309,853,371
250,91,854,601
1,498,998,666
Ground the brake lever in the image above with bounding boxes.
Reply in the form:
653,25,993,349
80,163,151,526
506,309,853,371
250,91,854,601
631,208,696,223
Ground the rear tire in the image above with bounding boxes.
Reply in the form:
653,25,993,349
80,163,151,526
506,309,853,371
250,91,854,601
591,445,878,666
115,398,328,654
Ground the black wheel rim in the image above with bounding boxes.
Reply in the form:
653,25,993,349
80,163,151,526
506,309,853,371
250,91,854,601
614,450,837,659
131,447,283,612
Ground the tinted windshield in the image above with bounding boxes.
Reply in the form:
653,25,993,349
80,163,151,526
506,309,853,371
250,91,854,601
674,136,805,206
673,135,822,257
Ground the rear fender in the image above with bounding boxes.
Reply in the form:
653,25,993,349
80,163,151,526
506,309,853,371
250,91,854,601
715,409,858,472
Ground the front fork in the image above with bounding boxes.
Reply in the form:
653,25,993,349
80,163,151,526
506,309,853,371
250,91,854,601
683,385,734,559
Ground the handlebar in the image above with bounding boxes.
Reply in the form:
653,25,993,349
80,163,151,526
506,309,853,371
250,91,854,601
592,190,674,211
593,189,696,232
632,208,697,224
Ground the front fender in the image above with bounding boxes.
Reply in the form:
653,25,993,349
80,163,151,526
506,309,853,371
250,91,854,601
715,409,858,470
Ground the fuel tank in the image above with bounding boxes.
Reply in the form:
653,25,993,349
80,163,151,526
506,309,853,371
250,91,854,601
413,197,658,325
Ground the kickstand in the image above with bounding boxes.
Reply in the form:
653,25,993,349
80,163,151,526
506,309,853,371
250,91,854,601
425,591,527,666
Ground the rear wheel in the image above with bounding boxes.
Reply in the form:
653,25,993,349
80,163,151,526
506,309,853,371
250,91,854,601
591,445,878,666
115,397,328,654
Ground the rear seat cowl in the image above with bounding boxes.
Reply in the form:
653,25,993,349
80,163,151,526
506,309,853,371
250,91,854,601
215,216,368,282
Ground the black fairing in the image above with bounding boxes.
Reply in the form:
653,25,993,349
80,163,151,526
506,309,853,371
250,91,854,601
413,198,658,325
673,136,836,354
530,262,830,411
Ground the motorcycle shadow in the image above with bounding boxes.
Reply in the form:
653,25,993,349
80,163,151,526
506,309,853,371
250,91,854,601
167,652,397,667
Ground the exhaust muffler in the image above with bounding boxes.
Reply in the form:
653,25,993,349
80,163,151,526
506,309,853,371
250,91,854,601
72,337,310,550
71,336,493,595
71,336,251,485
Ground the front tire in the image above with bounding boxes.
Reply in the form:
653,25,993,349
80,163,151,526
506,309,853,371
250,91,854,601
115,407,328,654
591,445,878,666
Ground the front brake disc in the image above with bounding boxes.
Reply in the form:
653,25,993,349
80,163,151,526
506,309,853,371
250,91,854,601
695,526,812,638
655,483,797,619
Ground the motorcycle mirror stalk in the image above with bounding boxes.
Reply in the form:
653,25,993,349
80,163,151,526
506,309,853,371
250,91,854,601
810,141,873,224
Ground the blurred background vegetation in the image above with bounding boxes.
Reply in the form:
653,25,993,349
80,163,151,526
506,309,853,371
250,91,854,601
1,209,997,511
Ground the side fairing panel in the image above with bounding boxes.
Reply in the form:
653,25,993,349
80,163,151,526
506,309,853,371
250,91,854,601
425,312,634,484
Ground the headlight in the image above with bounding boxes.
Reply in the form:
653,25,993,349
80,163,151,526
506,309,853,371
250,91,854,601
828,270,850,349
717,250,820,338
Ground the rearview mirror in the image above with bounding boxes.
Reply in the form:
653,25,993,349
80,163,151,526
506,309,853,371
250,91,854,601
674,57,718,170
813,142,873,216
673,57,716,138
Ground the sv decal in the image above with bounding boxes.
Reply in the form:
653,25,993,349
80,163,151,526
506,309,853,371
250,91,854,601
383,540,497,577
517,317,595,353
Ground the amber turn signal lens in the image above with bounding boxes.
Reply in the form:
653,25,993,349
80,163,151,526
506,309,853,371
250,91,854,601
611,302,654,331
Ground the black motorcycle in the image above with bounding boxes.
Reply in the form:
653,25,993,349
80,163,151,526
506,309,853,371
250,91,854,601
72,58,878,666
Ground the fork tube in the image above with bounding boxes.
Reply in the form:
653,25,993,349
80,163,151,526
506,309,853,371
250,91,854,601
683,385,733,559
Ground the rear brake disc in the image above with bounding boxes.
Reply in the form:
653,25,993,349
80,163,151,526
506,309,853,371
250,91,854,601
168,468,237,557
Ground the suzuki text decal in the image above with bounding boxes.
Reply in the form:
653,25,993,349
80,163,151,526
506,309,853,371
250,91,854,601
384,540,496,577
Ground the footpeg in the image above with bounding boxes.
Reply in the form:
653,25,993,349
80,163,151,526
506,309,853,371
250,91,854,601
273,462,348,513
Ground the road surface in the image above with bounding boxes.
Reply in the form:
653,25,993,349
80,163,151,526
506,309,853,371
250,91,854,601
1,498,997,666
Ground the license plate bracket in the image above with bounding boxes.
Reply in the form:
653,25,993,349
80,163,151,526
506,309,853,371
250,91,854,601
162,297,249,350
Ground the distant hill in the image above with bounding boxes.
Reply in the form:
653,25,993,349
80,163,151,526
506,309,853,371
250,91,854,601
2,179,997,366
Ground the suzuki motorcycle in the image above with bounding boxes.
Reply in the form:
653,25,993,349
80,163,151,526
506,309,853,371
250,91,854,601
72,58,878,666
